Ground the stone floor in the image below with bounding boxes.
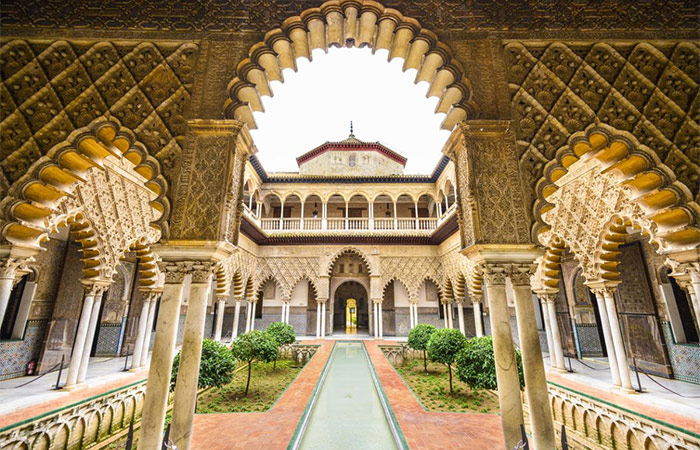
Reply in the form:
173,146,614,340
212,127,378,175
0,355,149,428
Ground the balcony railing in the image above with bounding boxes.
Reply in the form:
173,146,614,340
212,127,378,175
257,217,441,232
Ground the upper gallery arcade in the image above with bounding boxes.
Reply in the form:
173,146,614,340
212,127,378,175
0,1,698,450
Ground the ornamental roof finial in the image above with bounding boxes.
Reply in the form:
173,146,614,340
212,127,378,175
349,121,354,137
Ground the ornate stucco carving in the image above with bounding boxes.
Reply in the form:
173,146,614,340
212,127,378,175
0,39,198,205
379,256,442,299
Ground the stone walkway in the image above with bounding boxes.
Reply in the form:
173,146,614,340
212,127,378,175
191,340,333,450
365,340,505,450
0,355,148,428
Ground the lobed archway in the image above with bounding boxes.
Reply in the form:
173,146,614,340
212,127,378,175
223,0,478,131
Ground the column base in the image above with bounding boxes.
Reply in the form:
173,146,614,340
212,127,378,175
62,382,87,391
616,386,639,394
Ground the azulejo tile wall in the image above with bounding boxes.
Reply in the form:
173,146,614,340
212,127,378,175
0,320,48,380
576,323,604,357
95,322,123,356
661,321,700,384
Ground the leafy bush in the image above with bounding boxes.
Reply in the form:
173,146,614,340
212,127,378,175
170,339,236,391
427,328,467,394
266,322,296,369
230,330,278,395
407,324,437,372
455,336,524,391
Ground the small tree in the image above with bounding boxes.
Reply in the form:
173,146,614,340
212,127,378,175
455,336,524,391
266,322,296,369
170,339,236,391
407,324,437,373
427,328,467,394
230,330,278,395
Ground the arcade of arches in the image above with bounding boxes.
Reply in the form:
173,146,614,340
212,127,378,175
0,1,699,450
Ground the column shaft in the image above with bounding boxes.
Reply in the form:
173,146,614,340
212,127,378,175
592,291,621,386
378,302,383,338
409,302,415,329
232,300,241,338
316,302,321,338
457,302,465,335
539,299,555,369
0,276,14,326
77,294,104,384
171,279,211,450
131,296,151,370
373,302,378,338
65,292,96,388
251,301,257,330
442,303,449,328
512,284,555,450
140,299,158,367
486,276,524,450
602,289,633,391
321,302,326,338
214,299,225,341
140,279,186,450
474,302,483,337
546,301,566,371
281,301,286,322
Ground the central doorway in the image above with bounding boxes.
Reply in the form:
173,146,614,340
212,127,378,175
333,281,369,334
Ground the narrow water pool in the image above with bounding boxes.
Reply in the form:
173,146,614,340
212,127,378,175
296,342,401,450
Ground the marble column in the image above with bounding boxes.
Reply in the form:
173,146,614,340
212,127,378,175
77,288,107,384
320,300,327,338
0,268,16,327
232,298,242,339
473,301,484,337
378,300,383,338
316,302,321,338
448,302,455,328
285,300,291,324
510,268,555,450
213,297,226,341
456,299,466,335
409,300,415,329
281,301,287,323
484,266,524,450
542,296,566,372
140,296,159,367
251,301,257,330
172,265,213,450
139,264,188,450
591,289,621,387
601,287,633,391
245,300,253,332
373,301,379,338
65,283,107,389
536,295,555,369
131,291,153,370
442,302,449,328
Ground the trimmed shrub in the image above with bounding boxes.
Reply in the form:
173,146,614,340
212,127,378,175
266,322,296,369
455,336,524,391
230,330,278,395
407,324,437,372
170,339,236,391
427,328,467,393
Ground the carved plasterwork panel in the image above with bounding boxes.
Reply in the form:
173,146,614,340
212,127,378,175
0,39,198,200
540,159,649,282
254,257,320,299
380,256,442,299
56,159,161,280
506,41,700,211
2,0,698,33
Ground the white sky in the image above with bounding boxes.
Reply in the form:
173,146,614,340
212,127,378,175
250,47,451,175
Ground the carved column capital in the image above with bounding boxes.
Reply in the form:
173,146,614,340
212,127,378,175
190,261,216,284
139,289,162,302
535,291,557,304
506,264,537,287
158,261,192,284
81,280,111,297
482,264,507,286
0,256,34,280
588,285,617,298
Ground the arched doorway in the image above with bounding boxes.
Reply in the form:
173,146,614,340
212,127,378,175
333,281,368,335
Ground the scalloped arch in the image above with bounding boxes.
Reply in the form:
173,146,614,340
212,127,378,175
533,123,700,285
223,0,478,131
0,117,168,281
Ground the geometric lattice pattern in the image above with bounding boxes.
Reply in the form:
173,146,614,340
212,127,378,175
0,39,198,196
505,42,700,205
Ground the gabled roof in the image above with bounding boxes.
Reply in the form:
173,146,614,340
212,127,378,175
295,134,408,167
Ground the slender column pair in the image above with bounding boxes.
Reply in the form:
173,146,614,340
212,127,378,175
472,300,484,337
510,266,555,450
64,281,111,389
455,298,466,335
408,299,419,329
0,258,27,327
213,296,226,341
590,285,633,392
245,299,257,332
280,299,291,324
232,298,242,339
537,293,565,371
317,298,327,338
131,290,160,370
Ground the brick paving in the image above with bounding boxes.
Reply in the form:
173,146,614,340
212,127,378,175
365,340,505,450
191,340,332,450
